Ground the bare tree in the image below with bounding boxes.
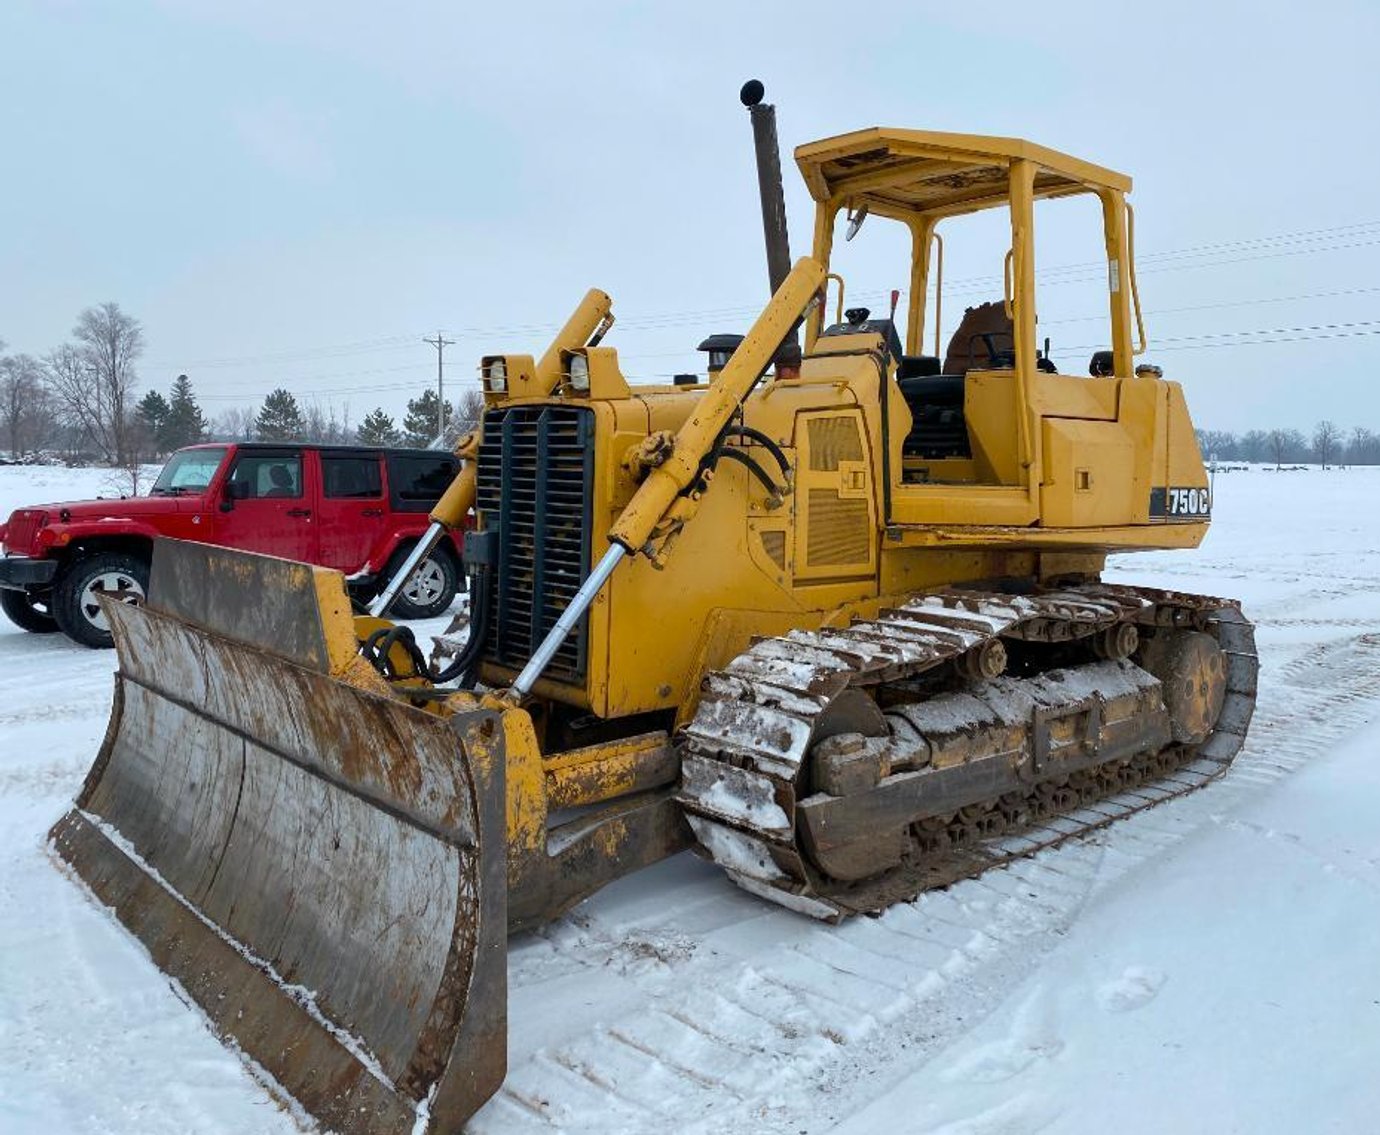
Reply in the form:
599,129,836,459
445,389,486,446
45,344,95,460
0,353,49,458
1195,429,1238,462
1349,427,1380,466
1267,429,1286,470
1312,420,1342,469
1267,428,1306,470
213,405,257,441
47,303,144,464
1240,429,1269,463
301,399,352,444
99,459,155,499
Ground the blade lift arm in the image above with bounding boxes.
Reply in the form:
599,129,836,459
509,256,826,698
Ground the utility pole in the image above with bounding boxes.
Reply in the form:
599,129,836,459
422,331,455,445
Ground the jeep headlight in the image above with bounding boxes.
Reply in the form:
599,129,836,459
568,353,590,394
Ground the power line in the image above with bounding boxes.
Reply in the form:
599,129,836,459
1031,283,1380,328
1050,318,1380,357
144,216,1380,372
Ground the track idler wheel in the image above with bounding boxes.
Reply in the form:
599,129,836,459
1140,630,1228,744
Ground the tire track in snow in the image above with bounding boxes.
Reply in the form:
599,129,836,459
477,617,1380,1135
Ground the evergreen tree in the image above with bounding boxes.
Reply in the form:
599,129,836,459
356,407,402,446
403,388,452,447
135,389,170,451
161,373,209,450
256,388,305,441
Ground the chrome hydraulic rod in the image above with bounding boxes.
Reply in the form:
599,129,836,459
367,520,446,617
510,544,626,697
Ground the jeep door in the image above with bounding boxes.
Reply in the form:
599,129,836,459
314,450,387,572
213,448,317,560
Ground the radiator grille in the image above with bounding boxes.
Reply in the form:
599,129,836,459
2,509,46,555
475,405,595,683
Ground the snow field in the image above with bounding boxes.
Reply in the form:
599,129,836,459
0,464,1377,1132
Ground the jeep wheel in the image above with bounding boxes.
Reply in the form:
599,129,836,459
0,589,60,634
53,552,150,649
384,546,459,620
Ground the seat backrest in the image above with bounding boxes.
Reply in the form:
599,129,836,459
264,464,295,498
942,301,1014,374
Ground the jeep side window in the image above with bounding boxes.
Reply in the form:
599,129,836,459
322,455,383,499
228,454,303,500
386,453,459,513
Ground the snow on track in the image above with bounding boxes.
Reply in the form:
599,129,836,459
1,465,1378,1132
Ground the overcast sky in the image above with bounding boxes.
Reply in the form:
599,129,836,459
2,0,1378,433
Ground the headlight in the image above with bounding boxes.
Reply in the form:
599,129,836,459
568,353,590,393
483,357,507,393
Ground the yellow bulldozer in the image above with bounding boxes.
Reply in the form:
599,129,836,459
50,83,1256,1132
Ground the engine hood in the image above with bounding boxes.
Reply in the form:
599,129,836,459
20,493,202,522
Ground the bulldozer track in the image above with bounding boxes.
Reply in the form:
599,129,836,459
410,617,1380,1135
677,584,1259,920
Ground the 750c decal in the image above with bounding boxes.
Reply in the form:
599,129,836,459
1149,486,1211,520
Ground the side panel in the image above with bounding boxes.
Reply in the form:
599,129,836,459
792,410,877,582
1164,382,1211,499
1040,418,1136,527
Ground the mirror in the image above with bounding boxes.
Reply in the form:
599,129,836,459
844,203,869,242
221,480,250,511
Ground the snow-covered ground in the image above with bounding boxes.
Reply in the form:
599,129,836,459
1,463,1377,1133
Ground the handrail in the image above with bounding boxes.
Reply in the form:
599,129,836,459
1003,248,1015,321
825,272,846,325
931,232,945,355
1126,201,1148,355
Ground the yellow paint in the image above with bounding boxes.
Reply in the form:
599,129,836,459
543,732,673,809
490,702,547,871
317,123,1217,868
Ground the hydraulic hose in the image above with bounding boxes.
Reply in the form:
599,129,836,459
361,625,431,682
715,447,783,496
431,564,493,685
724,424,790,477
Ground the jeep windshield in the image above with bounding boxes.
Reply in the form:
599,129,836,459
151,447,228,495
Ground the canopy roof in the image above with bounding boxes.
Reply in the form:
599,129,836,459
794,128,1131,219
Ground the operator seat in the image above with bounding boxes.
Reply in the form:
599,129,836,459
896,302,1016,462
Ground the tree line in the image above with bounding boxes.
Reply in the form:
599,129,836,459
1195,421,1380,468
0,303,485,464
7,304,1377,470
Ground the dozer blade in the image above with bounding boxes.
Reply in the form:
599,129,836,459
49,540,508,1134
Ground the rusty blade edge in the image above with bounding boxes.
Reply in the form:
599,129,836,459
49,809,421,1135
73,805,398,1086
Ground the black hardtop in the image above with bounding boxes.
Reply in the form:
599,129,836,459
181,441,450,458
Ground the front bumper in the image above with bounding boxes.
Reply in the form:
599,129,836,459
0,556,59,591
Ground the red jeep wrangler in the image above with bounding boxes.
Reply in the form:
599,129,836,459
0,443,464,647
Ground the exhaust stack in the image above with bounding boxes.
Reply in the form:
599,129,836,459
740,79,792,297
